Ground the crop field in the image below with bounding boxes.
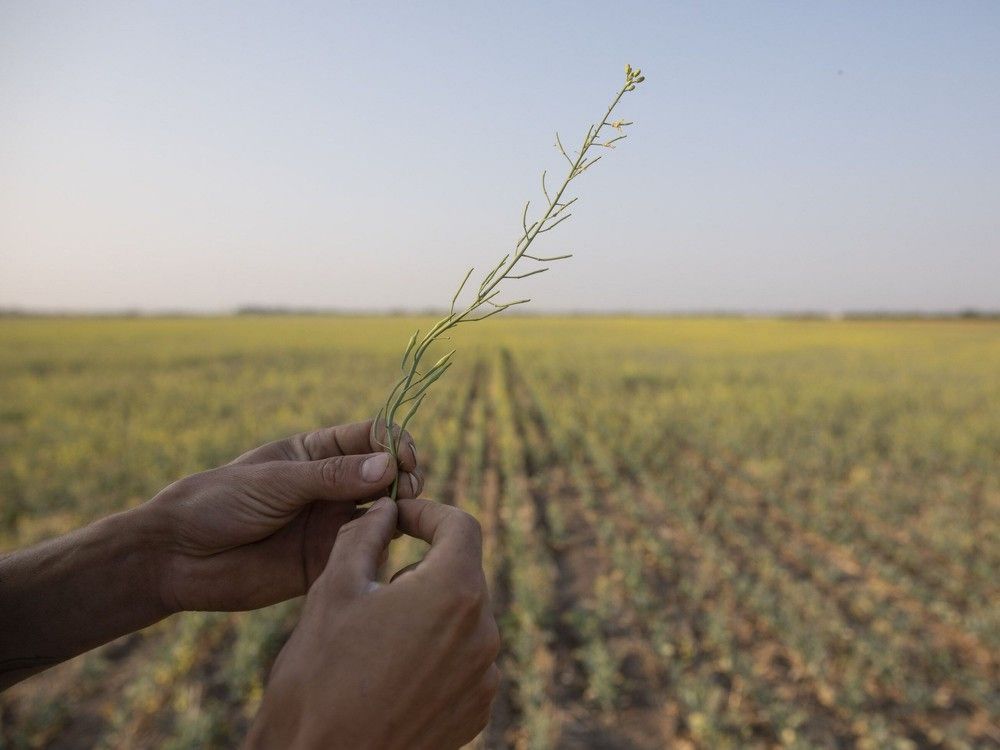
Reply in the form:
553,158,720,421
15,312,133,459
0,316,998,749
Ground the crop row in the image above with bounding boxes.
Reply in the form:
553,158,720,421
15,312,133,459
511,352,998,749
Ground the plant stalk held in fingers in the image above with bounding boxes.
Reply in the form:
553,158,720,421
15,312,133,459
375,65,646,498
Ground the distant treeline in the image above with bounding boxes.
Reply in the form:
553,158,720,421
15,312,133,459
237,306,1000,319
235,306,435,317
840,309,1000,320
2,307,998,320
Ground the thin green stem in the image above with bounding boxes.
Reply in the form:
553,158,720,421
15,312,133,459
379,66,645,499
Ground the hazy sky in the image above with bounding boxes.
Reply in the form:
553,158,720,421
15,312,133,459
2,1,998,313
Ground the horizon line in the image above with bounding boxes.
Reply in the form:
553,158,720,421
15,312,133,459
2,306,999,321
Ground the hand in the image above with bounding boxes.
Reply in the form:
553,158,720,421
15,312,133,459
245,497,501,750
145,420,424,613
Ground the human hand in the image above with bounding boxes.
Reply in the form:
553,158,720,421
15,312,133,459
245,497,501,750
144,420,423,613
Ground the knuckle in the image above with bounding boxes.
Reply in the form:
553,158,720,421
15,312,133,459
469,621,500,673
299,430,322,460
445,580,486,622
455,708,490,747
454,510,483,544
396,474,414,499
481,622,502,664
337,517,364,537
472,679,497,725
481,665,501,702
472,706,491,736
320,457,348,487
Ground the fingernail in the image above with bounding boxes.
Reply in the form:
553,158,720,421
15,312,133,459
408,440,418,465
370,496,391,511
361,453,391,483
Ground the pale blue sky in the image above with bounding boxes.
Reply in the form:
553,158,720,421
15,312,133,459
1,1,998,313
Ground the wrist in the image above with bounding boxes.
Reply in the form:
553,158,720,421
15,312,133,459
0,502,178,688
101,503,182,618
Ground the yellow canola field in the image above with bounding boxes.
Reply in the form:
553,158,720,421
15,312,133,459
1,316,997,749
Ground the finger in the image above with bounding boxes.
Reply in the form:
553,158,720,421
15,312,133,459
308,421,415,469
231,420,418,471
246,452,397,508
324,497,398,599
395,498,483,572
395,467,424,500
351,506,391,569
300,503,362,588
368,421,418,472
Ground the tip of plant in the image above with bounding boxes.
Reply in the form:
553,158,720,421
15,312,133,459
625,64,646,89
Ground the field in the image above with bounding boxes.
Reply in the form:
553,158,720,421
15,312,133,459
1,316,998,749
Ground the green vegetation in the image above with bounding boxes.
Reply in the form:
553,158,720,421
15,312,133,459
378,66,644,496
1,315,998,748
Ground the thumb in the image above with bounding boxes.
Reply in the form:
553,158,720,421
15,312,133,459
323,497,398,600
245,453,397,509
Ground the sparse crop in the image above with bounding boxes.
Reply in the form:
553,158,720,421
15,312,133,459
374,65,646,497
2,316,998,747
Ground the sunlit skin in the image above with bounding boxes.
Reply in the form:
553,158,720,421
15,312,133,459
246,497,500,750
0,421,498,748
